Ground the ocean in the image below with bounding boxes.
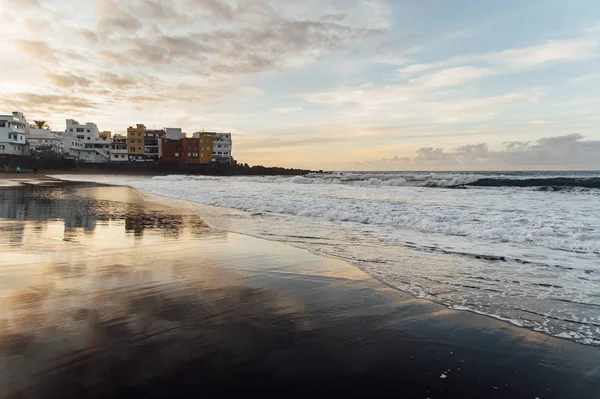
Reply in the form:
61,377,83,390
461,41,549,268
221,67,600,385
55,171,600,345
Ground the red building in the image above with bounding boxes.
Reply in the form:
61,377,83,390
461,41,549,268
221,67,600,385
160,135,214,164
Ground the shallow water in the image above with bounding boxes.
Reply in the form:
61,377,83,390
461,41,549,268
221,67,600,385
54,173,600,345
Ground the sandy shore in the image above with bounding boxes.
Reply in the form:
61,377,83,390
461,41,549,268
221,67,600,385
0,181,599,398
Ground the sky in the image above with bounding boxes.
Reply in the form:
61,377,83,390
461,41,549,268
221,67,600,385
1,0,600,170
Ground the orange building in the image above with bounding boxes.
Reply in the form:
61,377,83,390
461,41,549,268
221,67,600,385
127,124,145,161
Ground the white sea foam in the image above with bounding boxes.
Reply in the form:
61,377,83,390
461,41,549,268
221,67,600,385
52,172,600,345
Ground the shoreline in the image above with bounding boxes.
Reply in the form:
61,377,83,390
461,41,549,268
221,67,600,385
97,182,600,348
42,174,600,347
1,179,599,397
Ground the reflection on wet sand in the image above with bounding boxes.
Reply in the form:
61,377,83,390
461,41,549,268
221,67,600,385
0,183,599,398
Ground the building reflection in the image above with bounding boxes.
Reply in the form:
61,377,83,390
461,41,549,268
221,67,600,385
0,185,210,242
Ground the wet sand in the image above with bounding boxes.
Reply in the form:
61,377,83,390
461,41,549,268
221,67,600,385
0,175,59,187
0,182,599,398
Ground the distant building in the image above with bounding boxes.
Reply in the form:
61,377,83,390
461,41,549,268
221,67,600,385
0,112,28,156
66,119,100,138
27,127,63,156
63,119,111,163
165,127,185,140
62,135,84,159
160,135,213,164
144,129,165,162
110,134,128,162
127,124,146,162
100,131,112,139
192,132,232,163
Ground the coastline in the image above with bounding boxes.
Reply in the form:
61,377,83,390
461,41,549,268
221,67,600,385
118,184,600,347
45,174,600,346
1,179,599,397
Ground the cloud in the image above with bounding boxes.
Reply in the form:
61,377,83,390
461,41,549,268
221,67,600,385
6,0,39,6
398,37,598,76
13,40,58,62
346,134,600,170
1,93,97,113
12,39,88,65
407,66,495,89
486,39,598,71
3,0,388,123
273,106,303,114
46,72,92,88
571,72,600,84
98,72,140,88
87,0,385,74
113,18,384,74
303,81,544,125
95,0,141,34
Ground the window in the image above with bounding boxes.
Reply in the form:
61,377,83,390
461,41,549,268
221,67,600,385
206,147,210,151
217,145,222,148
70,128,73,132
121,154,125,158
76,128,84,132
87,137,91,140
187,153,191,156
0,145,4,150
175,153,179,157
0,122,4,127
138,147,142,151
200,153,204,157
87,129,90,132
217,152,222,155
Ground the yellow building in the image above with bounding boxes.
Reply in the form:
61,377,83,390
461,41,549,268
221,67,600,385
100,131,112,139
198,134,214,164
127,124,146,161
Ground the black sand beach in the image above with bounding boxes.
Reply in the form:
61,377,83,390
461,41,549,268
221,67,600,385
1,180,599,398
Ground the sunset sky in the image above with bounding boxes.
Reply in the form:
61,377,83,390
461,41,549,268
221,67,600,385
1,0,599,170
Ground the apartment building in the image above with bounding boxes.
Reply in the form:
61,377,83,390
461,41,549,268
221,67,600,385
27,127,63,156
144,129,165,162
192,132,232,163
64,119,111,163
0,112,28,156
110,134,128,162
127,124,146,162
160,135,213,164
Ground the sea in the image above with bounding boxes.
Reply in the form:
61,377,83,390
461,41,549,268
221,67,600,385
55,171,600,345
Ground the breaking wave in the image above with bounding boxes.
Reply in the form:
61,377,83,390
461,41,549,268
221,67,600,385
152,172,600,191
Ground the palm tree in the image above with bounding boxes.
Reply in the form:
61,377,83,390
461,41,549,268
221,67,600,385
33,120,49,129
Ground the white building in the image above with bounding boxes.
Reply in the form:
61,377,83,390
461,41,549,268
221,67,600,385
0,112,28,156
63,119,111,163
110,134,128,162
66,119,100,139
62,135,85,159
192,131,233,163
27,127,63,156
